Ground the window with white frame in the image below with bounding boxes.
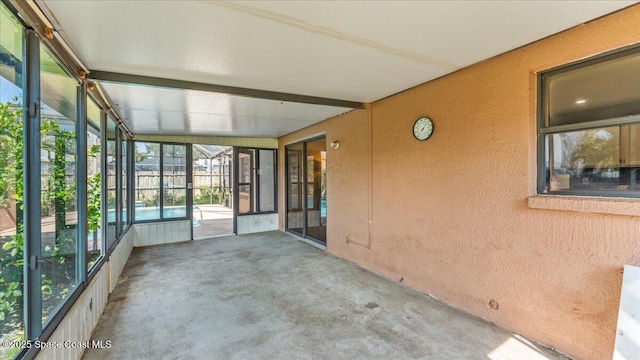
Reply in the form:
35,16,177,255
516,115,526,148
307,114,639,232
538,46,640,197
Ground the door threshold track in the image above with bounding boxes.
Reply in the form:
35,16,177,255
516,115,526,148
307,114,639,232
284,231,327,250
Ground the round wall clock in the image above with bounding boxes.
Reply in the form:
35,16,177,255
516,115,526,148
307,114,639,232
413,117,434,141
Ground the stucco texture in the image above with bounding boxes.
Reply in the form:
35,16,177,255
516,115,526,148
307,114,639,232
278,5,640,360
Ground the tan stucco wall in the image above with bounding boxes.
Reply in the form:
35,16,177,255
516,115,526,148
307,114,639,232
278,5,640,360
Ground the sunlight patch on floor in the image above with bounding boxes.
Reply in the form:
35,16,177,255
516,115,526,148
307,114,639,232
488,336,551,360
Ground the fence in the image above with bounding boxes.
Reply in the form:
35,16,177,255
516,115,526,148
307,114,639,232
127,171,231,207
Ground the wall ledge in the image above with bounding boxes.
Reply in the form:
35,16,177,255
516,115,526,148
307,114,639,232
528,195,640,216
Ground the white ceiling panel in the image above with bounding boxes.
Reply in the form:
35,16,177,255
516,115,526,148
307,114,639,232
37,0,637,137
40,1,635,103
40,0,451,103
233,1,635,70
99,82,352,137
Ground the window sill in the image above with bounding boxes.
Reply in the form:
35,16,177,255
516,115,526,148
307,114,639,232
527,195,640,216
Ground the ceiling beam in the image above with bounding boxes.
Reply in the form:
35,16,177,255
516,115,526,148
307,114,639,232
87,70,365,109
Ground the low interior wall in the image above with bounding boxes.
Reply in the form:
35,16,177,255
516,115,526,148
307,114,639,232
133,220,191,247
237,213,278,235
36,228,134,360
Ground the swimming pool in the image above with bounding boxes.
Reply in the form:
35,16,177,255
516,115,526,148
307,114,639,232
107,206,186,222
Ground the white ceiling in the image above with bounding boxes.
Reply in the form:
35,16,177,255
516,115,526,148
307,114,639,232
38,0,636,137
99,82,352,137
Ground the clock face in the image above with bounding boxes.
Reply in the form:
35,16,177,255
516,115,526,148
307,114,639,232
413,117,434,141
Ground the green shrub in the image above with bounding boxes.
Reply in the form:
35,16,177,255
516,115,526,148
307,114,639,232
194,187,219,205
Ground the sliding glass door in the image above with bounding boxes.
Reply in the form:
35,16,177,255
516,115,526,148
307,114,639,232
286,137,327,244
286,142,304,237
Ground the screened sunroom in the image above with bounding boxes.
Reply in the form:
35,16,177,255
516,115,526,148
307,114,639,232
1,1,640,360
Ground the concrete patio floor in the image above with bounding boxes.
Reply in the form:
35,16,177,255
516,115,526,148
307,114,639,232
83,231,568,360
193,204,233,239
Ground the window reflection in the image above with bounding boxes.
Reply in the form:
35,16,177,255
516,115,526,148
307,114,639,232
87,98,102,269
121,131,129,227
238,150,254,214
40,44,79,324
163,145,187,218
542,46,640,195
106,118,117,248
286,139,325,243
546,126,640,192
0,4,25,356
259,150,275,212
548,51,640,126
134,142,161,221
134,142,189,221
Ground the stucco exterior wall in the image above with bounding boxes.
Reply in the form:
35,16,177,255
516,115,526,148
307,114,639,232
278,5,640,360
